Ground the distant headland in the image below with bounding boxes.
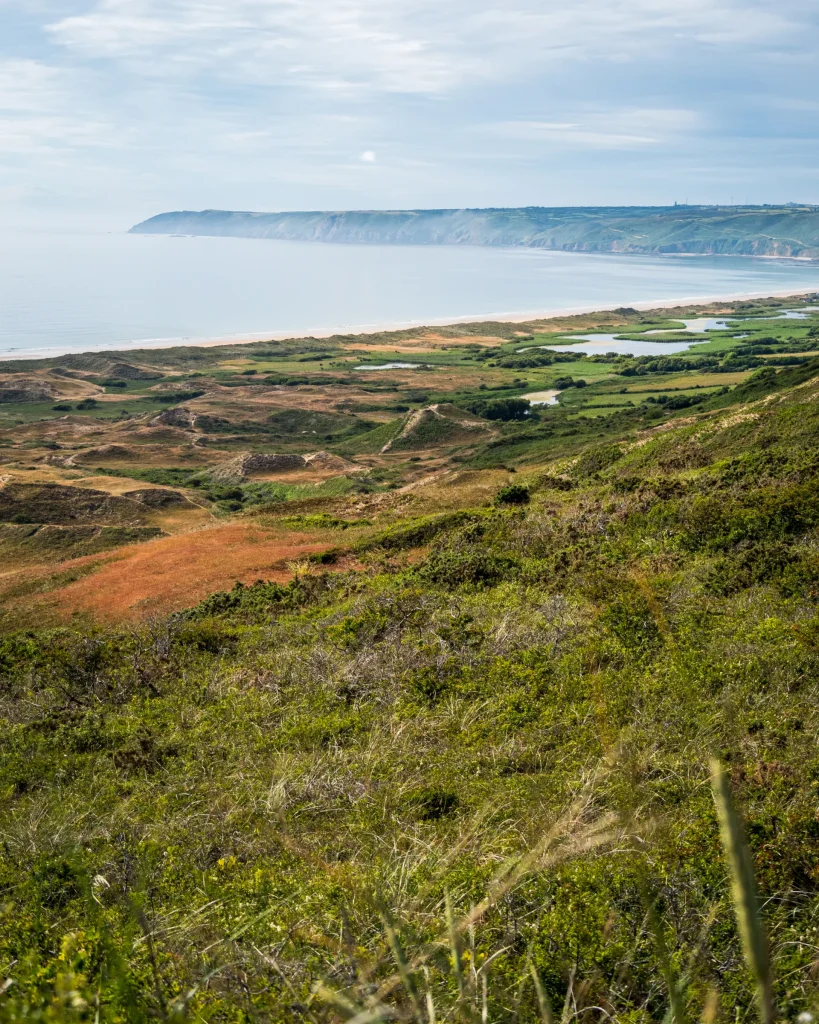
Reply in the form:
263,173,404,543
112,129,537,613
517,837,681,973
130,204,819,259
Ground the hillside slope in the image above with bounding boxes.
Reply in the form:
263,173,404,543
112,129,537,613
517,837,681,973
3,359,819,1020
131,204,819,257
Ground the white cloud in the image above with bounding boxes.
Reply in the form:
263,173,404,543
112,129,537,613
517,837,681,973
0,115,111,154
46,0,814,96
48,0,468,93
1,0,818,222
0,59,111,155
0,60,63,112
482,109,701,150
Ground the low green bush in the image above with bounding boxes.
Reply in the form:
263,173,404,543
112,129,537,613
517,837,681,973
495,483,530,505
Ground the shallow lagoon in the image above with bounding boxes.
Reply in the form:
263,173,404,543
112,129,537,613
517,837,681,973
355,362,424,370
546,335,712,357
531,309,812,358
522,389,561,406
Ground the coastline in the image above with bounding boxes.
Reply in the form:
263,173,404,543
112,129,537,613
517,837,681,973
0,285,816,364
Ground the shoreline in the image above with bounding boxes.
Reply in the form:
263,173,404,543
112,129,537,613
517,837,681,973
0,285,816,364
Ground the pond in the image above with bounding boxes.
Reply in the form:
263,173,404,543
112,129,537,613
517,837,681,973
544,335,713,357
646,310,810,335
522,389,560,406
355,362,425,370
645,317,736,334
524,308,812,357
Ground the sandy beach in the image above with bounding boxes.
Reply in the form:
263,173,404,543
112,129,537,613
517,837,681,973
1,286,816,364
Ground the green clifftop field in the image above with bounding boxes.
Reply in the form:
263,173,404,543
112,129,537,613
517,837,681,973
4,295,819,1020
132,205,819,257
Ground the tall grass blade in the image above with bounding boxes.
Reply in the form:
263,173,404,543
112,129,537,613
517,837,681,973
446,893,469,1022
560,967,576,1024
380,914,424,1021
528,962,555,1024
425,988,437,1024
643,894,688,1024
700,987,719,1024
709,758,774,1024
315,983,394,1024
481,972,488,1024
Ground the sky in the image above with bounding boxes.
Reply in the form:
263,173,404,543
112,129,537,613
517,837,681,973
2,0,819,229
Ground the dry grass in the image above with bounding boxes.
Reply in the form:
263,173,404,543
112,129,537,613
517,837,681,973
624,371,752,392
8,521,339,624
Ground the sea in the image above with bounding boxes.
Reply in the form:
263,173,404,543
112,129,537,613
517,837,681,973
2,229,819,359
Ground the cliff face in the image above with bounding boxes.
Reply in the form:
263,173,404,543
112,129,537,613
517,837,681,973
130,205,819,258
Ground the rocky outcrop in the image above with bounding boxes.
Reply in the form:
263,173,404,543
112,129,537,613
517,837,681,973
0,481,195,524
0,483,152,526
303,451,360,471
50,444,138,466
122,488,193,508
381,404,495,453
209,451,359,483
105,362,164,380
152,407,196,429
0,379,56,403
209,453,308,483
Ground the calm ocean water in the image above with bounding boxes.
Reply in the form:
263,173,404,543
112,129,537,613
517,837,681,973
2,230,819,358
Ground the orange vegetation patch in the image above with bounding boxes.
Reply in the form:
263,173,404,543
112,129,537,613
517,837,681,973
418,333,506,345
341,333,507,353
341,342,439,354
49,522,335,624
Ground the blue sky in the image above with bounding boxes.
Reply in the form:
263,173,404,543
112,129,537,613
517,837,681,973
1,0,819,228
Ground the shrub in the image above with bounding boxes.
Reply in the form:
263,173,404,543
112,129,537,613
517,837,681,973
599,593,663,653
416,547,518,588
403,787,460,820
495,483,530,506
173,619,240,654
573,443,625,477
150,390,205,403
536,473,574,491
465,397,531,420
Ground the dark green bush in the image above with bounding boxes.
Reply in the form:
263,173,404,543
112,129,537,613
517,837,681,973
416,548,518,588
403,787,460,820
150,389,205,403
465,397,531,420
495,483,530,506
573,443,625,477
